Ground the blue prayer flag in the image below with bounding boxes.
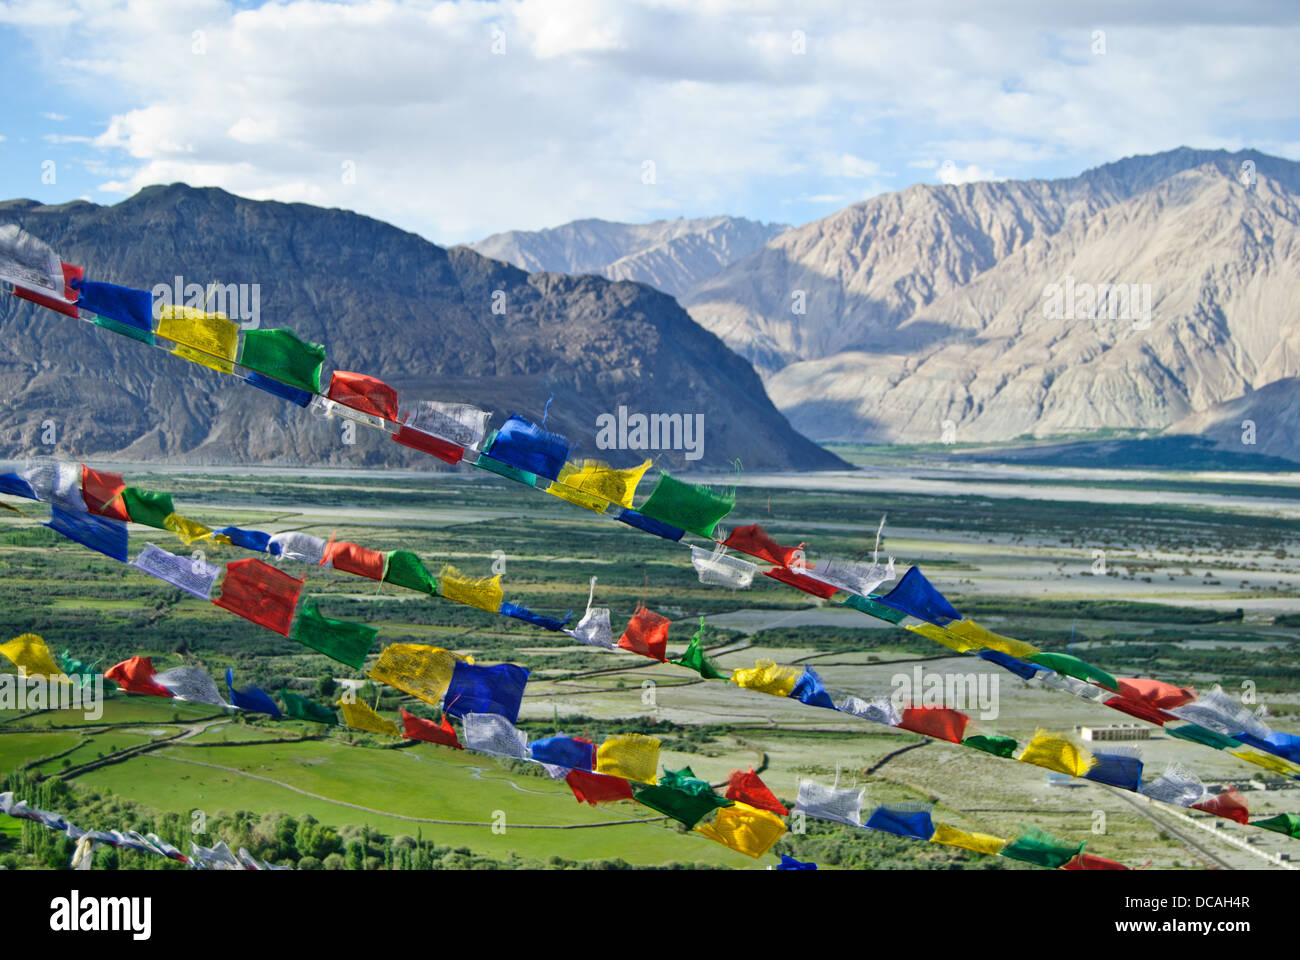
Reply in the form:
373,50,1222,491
790,666,836,709
499,600,572,632
46,505,128,562
213,526,273,553
978,649,1045,679
225,668,282,718
775,854,818,870
70,278,154,333
617,508,685,542
245,372,313,407
486,414,569,481
0,472,38,500
444,661,529,723
1084,750,1143,791
865,804,935,840
530,735,596,770
875,567,960,625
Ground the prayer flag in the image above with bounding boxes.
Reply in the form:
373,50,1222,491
105,656,173,698
617,603,670,661
46,505,128,561
725,768,787,816
132,542,221,600
339,698,400,737
400,708,462,748
566,769,634,805
443,661,529,723
226,668,281,717
636,473,734,539
292,599,378,669
697,802,787,858
595,733,660,784
875,567,960,625
155,305,239,373
731,659,801,697
324,540,386,580
238,328,326,393
213,558,304,636
327,370,399,421
383,550,438,595
368,643,461,705
438,564,503,613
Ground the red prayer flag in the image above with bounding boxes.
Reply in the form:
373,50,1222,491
566,768,635,805
617,603,670,661
12,263,83,318
105,656,173,698
81,463,129,521
327,370,399,421
393,425,464,464
213,557,304,636
897,706,969,743
764,566,838,599
400,708,463,749
324,540,386,580
1191,787,1250,825
1114,677,1196,710
1061,853,1129,870
723,524,803,567
725,767,788,815
1104,695,1174,726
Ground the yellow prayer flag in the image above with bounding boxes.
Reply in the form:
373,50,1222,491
545,458,652,514
907,622,982,654
211,533,234,545
1230,748,1300,777
164,512,213,546
945,619,1039,659
731,658,801,697
155,305,240,374
696,801,787,858
930,822,1007,856
1017,730,1094,777
368,643,467,706
0,633,70,682
595,733,661,783
338,698,401,737
437,564,504,613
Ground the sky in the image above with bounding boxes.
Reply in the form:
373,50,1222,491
1,0,1299,246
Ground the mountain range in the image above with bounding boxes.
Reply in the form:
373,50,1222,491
0,186,842,472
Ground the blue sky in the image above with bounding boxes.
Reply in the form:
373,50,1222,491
2,0,1299,245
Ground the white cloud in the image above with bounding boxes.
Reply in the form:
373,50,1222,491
937,161,998,185
42,112,69,121
42,133,92,144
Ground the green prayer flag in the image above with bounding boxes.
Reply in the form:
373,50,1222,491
999,827,1084,868
1026,652,1118,691
1166,724,1240,751
476,453,537,487
963,734,1019,758
840,592,911,624
671,619,729,679
634,783,730,828
384,549,438,595
94,315,154,345
281,690,338,725
658,765,731,801
636,473,735,539
239,328,327,393
1251,813,1300,838
290,598,378,670
120,486,176,529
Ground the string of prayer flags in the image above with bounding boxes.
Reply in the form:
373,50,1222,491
487,414,570,481
437,564,503,613
723,524,804,567
616,507,685,542
1084,747,1144,791
155,666,226,707
155,305,239,373
327,370,399,421
225,668,281,717
339,697,401,737
1017,731,1094,777
731,658,801,697
382,550,438,595
213,558,304,636
930,822,1007,855
547,458,651,513
443,661,529,723
69,278,153,334
291,599,379,669
368,643,461,705
697,802,787,858
132,543,221,599
461,712,529,758
566,768,635,805
282,690,338,725
897,706,969,743
725,768,787,816
531,735,596,771
0,633,67,680
46,505,128,561
617,603,670,661
775,854,817,870
671,618,729,679
324,540,387,580
105,656,173,698
119,486,176,530
962,734,1019,758
1252,813,1300,839
874,566,960,625
636,473,735,539
790,666,835,709
595,733,661,784
238,328,326,393
690,545,757,588
401,400,492,450
999,827,1084,869
1191,787,1250,825
764,565,838,599
399,708,462,748
866,803,935,841
1139,763,1205,807
499,601,572,632
1027,652,1117,692
268,531,328,565
794,779,865,828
